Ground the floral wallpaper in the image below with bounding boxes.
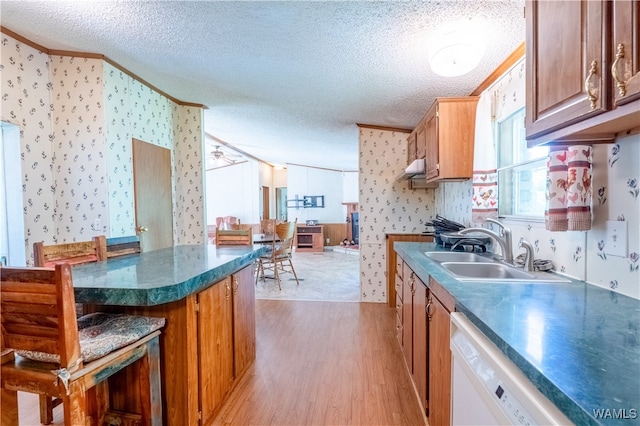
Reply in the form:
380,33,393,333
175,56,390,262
51,56,108,242
1,32,205,265
2,35,57,262
358,127,436,303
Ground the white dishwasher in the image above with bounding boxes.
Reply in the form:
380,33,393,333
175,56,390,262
450,312,573,425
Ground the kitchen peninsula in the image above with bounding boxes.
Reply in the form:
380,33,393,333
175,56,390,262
72,244,266,426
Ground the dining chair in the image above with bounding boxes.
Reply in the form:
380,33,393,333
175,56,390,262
215,216,240,230
260,218,277,235
33,235,107,268
33,236,108,424
106,235,142,258
1,264,165,426
216,227,253,246
255,221,299,290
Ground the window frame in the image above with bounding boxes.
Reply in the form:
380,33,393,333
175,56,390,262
496,108,547,222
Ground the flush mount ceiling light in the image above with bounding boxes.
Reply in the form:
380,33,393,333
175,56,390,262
428,22,486,77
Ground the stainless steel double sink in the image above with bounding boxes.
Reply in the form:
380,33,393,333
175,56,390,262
424,251,571,283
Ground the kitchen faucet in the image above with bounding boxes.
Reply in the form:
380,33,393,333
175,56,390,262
518,239,535,272
458,218,514,265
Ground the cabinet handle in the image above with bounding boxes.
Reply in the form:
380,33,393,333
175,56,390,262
426,298,433,321
611,43,627,98
234,279,239,296
225,281,231,300
584,60,598,110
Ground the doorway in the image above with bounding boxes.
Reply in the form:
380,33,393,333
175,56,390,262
276,187,287,222
132,139,173,251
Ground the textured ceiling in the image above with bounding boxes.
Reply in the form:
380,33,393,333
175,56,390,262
0,1,525,171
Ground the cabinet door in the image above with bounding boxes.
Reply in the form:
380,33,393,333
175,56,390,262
412,275,428,414
233,264,256,378
526,0,609,138
424,105,439,180
407,131,417,164
611,0,640,106
416,123,426,160
198,277,234,424
427,294,451,426
401,264,414,372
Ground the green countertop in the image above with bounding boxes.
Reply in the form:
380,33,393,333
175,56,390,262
72,244,266,306
395,242,640,426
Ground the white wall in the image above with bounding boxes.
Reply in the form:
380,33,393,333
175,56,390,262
206,161,260,225
286,164,346,224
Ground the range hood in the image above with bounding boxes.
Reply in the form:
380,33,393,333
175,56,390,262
395,158,438,188
396,158,425,180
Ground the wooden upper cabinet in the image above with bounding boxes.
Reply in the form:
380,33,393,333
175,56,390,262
612,0,640,107
526,0,640,147
415,123,426,160
526,0,609,139
424,97,479,182
407,131,417,164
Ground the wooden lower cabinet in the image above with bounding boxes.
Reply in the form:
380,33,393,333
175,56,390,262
427,287,452,426
395,251,453,424
199,264,256,425
233,264,256,378
91,264,256,425
401,264,414,371
198,277,234,425
412,274,428,413
387,234,433,307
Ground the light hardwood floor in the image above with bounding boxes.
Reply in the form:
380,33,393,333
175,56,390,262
213,300,425,425
16,300,424,425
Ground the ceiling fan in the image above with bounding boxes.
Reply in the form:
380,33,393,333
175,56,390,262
207,145,243,168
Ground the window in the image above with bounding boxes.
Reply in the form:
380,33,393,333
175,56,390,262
497,108,548,218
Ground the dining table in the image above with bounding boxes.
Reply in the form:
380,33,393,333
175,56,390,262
252,232,281,245
70,243,267,425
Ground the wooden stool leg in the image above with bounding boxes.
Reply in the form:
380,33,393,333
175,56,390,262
63,384,87,426
1,388,19,426
139,336,163,426
39,395,54,425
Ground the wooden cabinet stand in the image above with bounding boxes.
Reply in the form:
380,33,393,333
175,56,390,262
296,225,324,252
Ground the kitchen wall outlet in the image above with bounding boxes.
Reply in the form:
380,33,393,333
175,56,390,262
326,238,330,244
93,218,101,231
604,220,627,257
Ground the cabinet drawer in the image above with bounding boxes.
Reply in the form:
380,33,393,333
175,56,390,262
396,257,404,280
395,273,403,300
396,292,403,320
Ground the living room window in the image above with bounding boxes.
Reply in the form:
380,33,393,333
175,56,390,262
497,108,548,219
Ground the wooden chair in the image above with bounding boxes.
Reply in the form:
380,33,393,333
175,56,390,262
34,235,107,268
106,235,141,258
215,216,240,230
1,264,164,426
255,221,300,290
33,236,108,424
260,218,277,235
216,228,253,246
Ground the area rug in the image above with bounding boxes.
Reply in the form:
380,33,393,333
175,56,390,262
254,250,360,302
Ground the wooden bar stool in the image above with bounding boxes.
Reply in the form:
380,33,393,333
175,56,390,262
1,264,164,425
33,235,108,424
